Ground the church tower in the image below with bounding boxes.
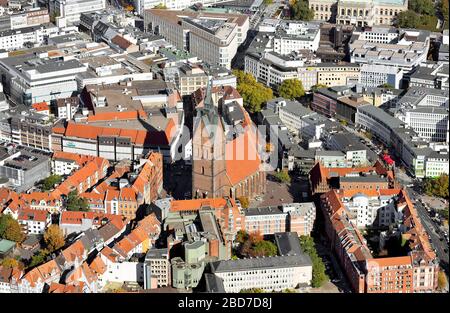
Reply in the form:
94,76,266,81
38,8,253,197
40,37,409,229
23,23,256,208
192,81,227,198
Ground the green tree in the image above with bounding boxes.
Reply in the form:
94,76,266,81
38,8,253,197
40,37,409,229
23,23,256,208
409,0,435,15
240,288,264,293
311,84,327,93
43,225,65,252
299,235,329,288
439,0,449,24
66,190,89,211
28,249,49,269
263,0,273,4
278,79,305,100
291,0,314,21
153,3,167,9
0,214,25,243
424,174,449,198
235,230,249,244
274,170,291,183
379,83,394,90
41,174,62,191
397,10,419,28
233,70,273,113
253,240,278,257
1,257,23,269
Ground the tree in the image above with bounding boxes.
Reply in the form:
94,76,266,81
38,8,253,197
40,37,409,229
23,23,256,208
439,0,449,24
274,170,291,183
379,83,394,90
43,225,65,252
41,174,62,191
278,79,305,100
397,10,420,28
263,0,273,4
233,70,273,113
438,271,448,290
409,0,435,15
424,174,449,198
311,84,327,93
249,231,264,244
235,230,249,244
153,3,167,9
240,288,264,293
299,235,329,288
28,249,49,268
291,0,314,21
1,257,23,269
237,196,250,209
66,190,89,211
0,214,25,243
252,240,278,257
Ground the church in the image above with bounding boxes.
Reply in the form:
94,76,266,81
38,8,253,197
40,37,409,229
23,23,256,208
191,83,266,199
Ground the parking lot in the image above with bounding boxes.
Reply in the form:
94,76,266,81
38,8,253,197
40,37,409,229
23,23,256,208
250,172,310,208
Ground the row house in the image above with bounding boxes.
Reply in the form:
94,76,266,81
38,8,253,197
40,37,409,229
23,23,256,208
17,208,51,235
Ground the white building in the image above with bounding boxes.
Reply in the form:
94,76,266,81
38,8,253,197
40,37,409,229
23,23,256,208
355,104,405,146
403,107,449,142
49,0,106,25
144,10,249,70
340,191,400,228
359,63,403,89
425,150,449,178
349,27,430,73
309,0,408,27
143,248,170,288
245,50,319,90
0,24,59,51
393,87,449,142
272,21,321,54
0,51,87,106
210,255,313,293
135,0,229,15
17,208,51,235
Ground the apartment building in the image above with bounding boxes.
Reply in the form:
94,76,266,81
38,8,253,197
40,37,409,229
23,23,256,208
144,9,249,69
6,110,52,151
143,248,170,288
243,202,316,237
320,188,439,293
0,8,49,31
17,208,51,235
0,23,58,51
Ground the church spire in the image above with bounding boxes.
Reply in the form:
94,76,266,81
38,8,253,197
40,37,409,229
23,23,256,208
204,78,214,111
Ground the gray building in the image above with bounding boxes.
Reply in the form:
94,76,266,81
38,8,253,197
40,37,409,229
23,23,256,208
0,145,51,192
